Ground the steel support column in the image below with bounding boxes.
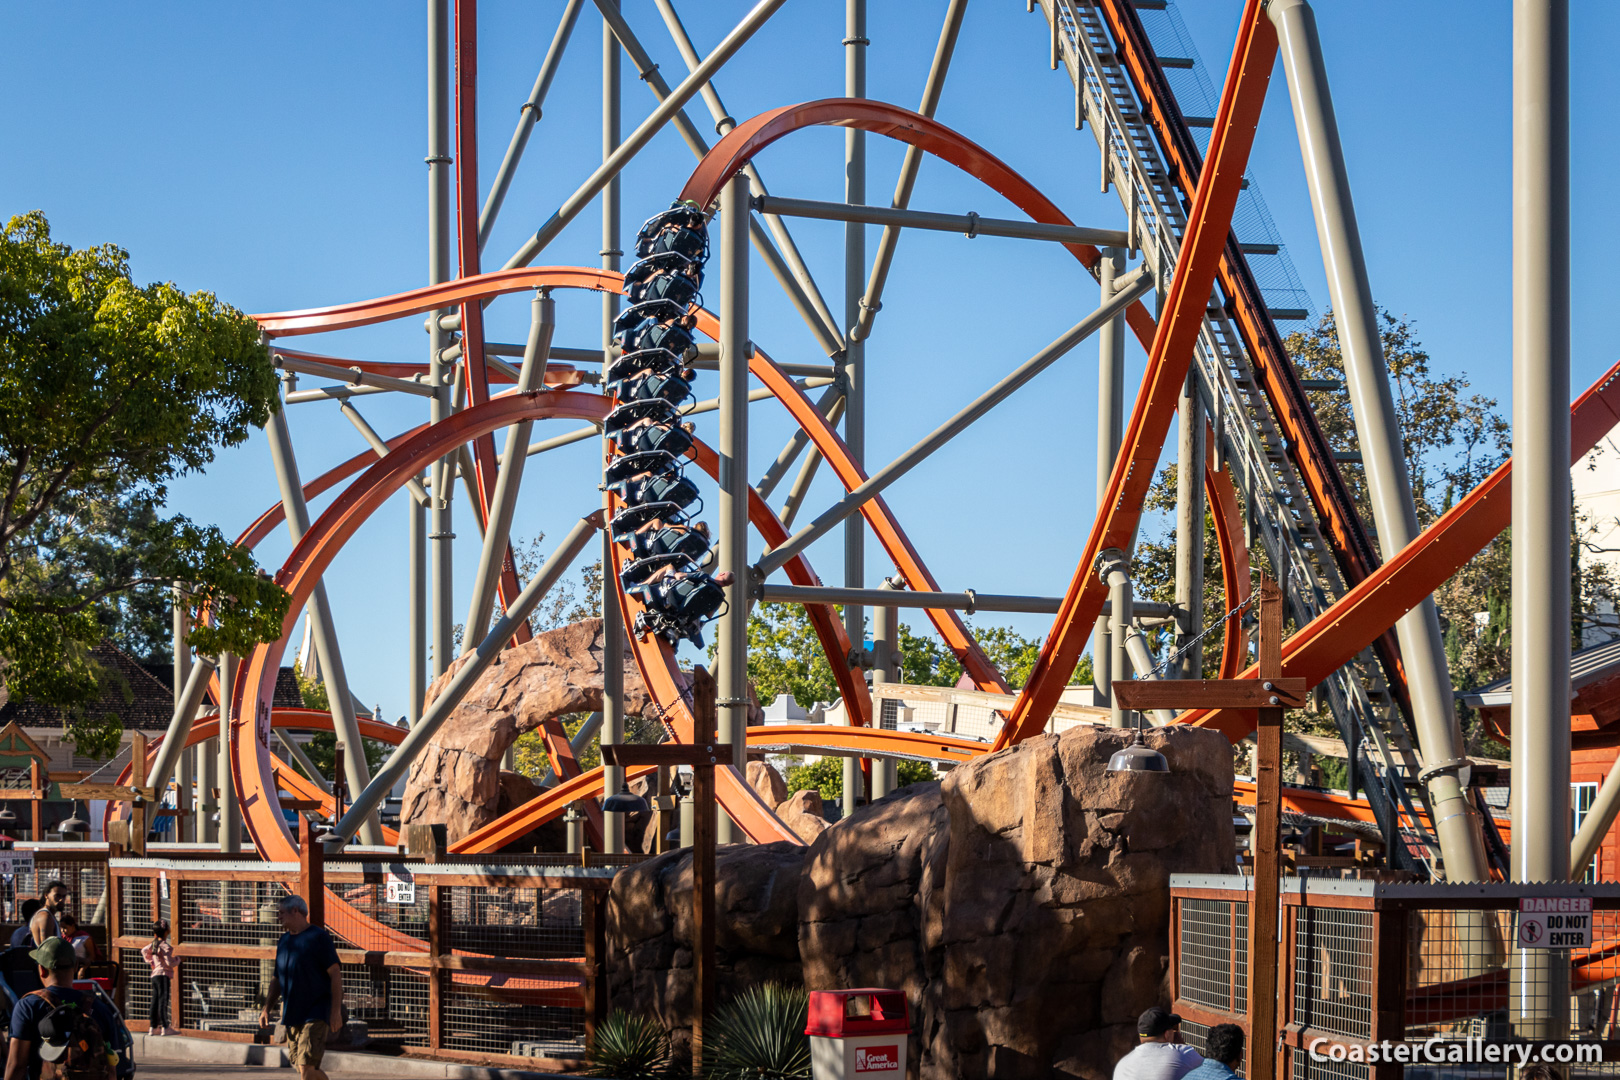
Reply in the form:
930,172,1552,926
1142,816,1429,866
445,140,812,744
1509,0,1571,1038
266,399,384,845
717,171,751,845
1174,371,1205,679
601,0,626,855
410,469,426,726
871,594,898,799
428,0,456,679
172,583,194,842
218,653,240,854
1102,550,1132,728
1270,0,1487,883
842,0,869,805
1095,247,1126,708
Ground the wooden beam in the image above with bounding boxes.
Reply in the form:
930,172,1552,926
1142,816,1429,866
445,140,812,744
59,784,157,803
600,743,718,768
691,667,717,1078
1111,678,1307,710
1249,579,1283,1080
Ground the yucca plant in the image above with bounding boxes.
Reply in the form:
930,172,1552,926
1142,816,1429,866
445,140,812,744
588,1009,674,1080
702,983,812,1080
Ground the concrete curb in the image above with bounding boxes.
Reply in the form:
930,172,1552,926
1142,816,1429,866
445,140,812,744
131,1035,578,1079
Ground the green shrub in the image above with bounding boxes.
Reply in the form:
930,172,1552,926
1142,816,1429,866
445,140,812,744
588,1009,673,1079
703,983,812,1080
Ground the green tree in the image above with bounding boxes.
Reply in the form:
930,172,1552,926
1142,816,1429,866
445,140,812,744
0,211,288,755
745,601,1091,708
784,757,935,803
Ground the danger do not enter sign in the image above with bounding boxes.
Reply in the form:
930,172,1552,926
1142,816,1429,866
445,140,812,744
1517,897,1592,949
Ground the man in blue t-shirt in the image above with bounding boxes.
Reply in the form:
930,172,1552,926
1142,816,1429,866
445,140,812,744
5,938,116,1080
258,896,342,1080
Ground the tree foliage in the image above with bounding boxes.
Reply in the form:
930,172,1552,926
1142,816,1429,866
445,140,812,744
744,601,1090,710
784,756,935,803
0,211,288,750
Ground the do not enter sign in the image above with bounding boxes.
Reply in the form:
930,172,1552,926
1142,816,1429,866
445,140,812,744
1517,897,1592,949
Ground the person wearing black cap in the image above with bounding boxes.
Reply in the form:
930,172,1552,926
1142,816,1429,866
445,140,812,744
1112,1007,1203,1080
4,937,116,1080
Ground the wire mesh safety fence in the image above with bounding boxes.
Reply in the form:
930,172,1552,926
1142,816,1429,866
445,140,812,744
445,885,583,958
179,880,289,946
1176,877,1620,1079
1178,897,1250,1017
108,859,608,1065
180,955,268,1034
1295,906,1375,1039
438,969,586,1060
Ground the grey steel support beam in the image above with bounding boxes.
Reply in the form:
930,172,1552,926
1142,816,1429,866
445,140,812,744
522,378,836,461
757,270,1154,578
428,0,456,681
755,195,1130,249
652,0,844,355
780,395,847,530
853,0,969,343
1174,371,1205,679
276,730,332,796
1095,247,1126,708
172,583,195,841
147,657,217,810
464,292,556,652
1102,551,1131,728
757,583,1180,618
504,0,789,270
338,401,431,506
409,469,426,727
478,0,584,251
717,172,751,845
1271,0,1489,887
755,383,846,501
217,653,240,853
601,4,626,856
842,0,868,796
273,354,438,398
1509,0,1572,1039
870,588,898,799
197,717,217,845
333,512,604,842
266,398,384,845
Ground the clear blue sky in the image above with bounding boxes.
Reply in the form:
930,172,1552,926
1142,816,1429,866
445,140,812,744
5,2,1620,719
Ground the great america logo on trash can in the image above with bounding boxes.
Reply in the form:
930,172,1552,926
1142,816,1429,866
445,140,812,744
854,1045,901,1073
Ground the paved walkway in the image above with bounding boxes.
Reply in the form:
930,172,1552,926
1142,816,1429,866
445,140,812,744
132,1035,572,1080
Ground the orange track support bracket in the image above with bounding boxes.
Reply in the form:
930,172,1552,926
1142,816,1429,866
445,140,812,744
995,0,1278,750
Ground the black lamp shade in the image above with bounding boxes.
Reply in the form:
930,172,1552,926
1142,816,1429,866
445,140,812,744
1107,728,1170,773
603,783,650,814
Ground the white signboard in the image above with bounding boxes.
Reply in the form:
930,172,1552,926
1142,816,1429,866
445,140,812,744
159,870,169,902
1517,896,1592,949
0,852,34,880
385,870,415,905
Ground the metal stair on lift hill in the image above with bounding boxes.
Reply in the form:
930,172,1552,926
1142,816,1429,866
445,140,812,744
1035,0,1442,873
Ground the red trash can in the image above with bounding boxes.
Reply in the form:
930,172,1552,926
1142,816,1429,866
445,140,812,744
806,989,909,1080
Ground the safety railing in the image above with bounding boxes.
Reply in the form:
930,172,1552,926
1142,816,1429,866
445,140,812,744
1172,874,1620,1079
108,854,612,1072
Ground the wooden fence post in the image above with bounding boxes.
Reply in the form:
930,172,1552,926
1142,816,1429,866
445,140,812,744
428,884,442,1052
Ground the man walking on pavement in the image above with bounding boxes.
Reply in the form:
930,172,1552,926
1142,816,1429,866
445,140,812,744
258,896,342,1080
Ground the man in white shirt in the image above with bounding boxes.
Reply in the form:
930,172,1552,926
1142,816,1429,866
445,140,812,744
1113,1007,1204,1080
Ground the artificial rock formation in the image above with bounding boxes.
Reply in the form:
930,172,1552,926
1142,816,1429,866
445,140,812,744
400,618,648,843
606,841,808,1060
929,725,1235,1079
604,725,1234,1080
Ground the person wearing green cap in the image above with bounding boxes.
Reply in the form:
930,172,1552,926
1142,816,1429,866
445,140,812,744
4,937,116,1080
